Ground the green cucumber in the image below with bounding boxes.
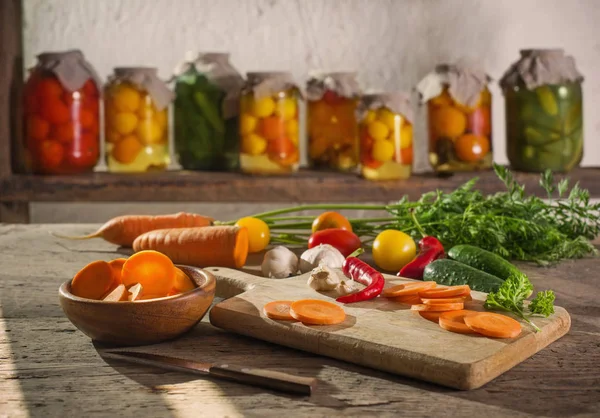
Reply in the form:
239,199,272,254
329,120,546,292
448,245,521,281
423,259,504,293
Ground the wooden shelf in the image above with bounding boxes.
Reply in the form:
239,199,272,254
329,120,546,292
2,167,600,203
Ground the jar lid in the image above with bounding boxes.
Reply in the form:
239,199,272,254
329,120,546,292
306,72,361,100
111,67,173,110
35,49,102,93
500,48,584,91
416,58,490,107
357,92,413,124
244,71,302,100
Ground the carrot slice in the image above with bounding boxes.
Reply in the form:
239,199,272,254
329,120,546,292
107,257,127,289
173,267,196,293
263,300,295,321
419,285,471,299
410,302,464,312
289,299,346,325
382,281,437,298
71,260,114,300
439,310,479,334
121,250,176,296
391,294,422,305
463,312,522,338
418,311,441,323
422,297,466,304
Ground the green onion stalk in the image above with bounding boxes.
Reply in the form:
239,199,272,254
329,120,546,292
216,164,600,264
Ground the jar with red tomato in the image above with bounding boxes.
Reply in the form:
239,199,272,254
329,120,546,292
417,61,493,172
306,72,361,171
239,72,302,175
358,93,414,180
23,50,102,174
105,68,174,172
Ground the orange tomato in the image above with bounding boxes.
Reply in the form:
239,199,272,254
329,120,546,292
454,134,490,163
468,107,491,137
36,77,63,100
266,136,297,164
312,211,353,233
66,132,98,169
41,98,71,125
53,121,75,144
398,146,413,165
38,139,64,170
112,135,143,164
259,116,287,141
26,115,50,141
431,106,466,138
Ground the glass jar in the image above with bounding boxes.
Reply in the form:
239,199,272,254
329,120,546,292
500,49,584,173
427,86,493,172
173,53,244,171
239,72,301,175
306,72,360,171
23,50,101,174
358,94,413,180
105,68,173,172
504,84,583,172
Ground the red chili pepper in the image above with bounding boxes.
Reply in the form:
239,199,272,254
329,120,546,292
398,236,445,280
336,256,385,304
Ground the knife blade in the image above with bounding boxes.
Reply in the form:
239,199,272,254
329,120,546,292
101,350,316,396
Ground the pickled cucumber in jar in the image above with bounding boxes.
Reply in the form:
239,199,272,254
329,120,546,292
500,49,584,173
306,72,361,171
358,93,413,181
417,61,493,173
105,68,174,172
239,72,302,175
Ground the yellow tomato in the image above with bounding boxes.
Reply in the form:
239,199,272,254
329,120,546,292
285,119,299,136
112,112,138,135
241,133,267,155
372,230,416,271
112,85,141,112
275,98,297,120
251,97,276,118
240,113,258,135
135,119,162,145
400,123,413,149
367,120,389,141
235,217,270,253
376,108,399,131
372,139,394,162
364,110,376,124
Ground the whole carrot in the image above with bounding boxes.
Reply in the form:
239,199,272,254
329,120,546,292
132,226,249,268
52,212,214,247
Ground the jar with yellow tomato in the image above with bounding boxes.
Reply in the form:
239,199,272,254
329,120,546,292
23,50,102,174
358,93,414,180
306,72,361,171
417,61,493,172
239,72,302,175
104,68,174,172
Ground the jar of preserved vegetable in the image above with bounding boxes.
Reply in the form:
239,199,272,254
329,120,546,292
358,93,414,181
173,52,244,171
306,72,361,171
23,50,102,174
105,67,174,172
500,49,584,173
239,72,302,175
417,61,493,172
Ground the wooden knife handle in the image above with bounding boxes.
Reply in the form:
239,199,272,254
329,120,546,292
209,364,316,395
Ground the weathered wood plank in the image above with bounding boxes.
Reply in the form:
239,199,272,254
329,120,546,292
1,168,600,203
0,224,599,417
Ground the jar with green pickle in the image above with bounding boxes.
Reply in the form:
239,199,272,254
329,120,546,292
417,61,493,173
104,68,174,172
500,49,584,172
306,72,361,171
173,53,244,171
239,72,302,175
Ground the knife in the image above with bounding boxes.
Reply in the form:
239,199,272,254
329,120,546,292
101,350,316,396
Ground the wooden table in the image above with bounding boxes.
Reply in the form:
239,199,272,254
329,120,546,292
1,224,599,417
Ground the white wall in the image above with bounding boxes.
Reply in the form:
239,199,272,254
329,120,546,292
23,0,600,172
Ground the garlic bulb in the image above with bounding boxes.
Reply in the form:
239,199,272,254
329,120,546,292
336,280,356,296
261,246,299,279
299,244,345,273
307,265,342,290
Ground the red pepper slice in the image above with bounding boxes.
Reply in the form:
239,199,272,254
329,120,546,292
398,236,445,280
336,256,385,304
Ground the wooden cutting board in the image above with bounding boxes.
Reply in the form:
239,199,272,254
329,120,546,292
208,267,570,390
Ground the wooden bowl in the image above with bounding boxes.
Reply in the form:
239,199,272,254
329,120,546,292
59,265,216,346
